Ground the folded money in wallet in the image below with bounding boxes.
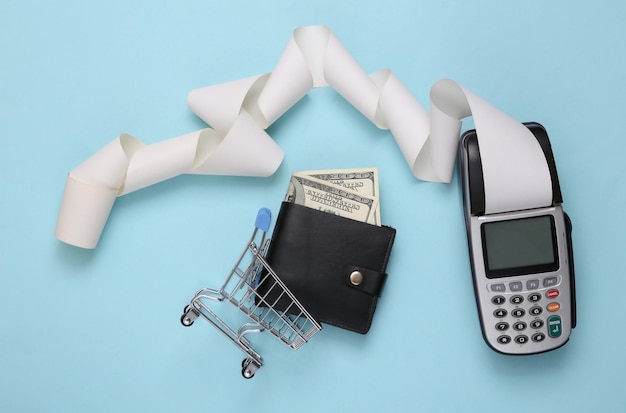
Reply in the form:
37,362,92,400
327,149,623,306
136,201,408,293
260,201,396,334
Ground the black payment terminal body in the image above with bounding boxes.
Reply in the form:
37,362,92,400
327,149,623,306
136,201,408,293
459,122,576,355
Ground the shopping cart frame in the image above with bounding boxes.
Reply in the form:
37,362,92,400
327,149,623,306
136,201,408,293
180,208,322,378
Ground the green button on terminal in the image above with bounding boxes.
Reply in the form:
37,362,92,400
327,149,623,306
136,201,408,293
548,315,562,338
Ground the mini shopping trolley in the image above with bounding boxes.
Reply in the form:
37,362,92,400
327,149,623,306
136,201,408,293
180,208,322,379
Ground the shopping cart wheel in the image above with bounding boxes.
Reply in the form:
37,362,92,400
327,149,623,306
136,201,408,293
241,358,260,379
180,306,196,327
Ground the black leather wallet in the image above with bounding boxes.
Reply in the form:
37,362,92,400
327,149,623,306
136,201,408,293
261,201,396,334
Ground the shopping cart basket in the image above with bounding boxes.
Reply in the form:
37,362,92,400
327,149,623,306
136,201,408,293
180,208,322,378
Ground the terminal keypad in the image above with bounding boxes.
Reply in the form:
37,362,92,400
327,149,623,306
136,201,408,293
488,276,562,346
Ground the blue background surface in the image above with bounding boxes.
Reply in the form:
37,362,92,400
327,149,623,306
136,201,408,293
2,1,625,411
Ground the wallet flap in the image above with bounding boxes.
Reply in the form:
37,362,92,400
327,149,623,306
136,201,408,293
343,265,387,297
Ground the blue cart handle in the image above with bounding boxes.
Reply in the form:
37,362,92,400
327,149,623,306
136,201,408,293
255,208,272,232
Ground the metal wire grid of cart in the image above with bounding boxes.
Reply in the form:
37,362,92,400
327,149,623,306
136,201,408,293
180,208,322,378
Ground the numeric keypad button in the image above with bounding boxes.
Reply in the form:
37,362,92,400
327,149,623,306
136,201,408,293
528,293,542,303
532,333,546,342
529,306,543,316
492,296,506,305
495,322,509,331
513,322,527,331
510,295,524,305
530,319,544,329
493,309,508,318
511,308,525,318
515,335,529,345
497,335,512,345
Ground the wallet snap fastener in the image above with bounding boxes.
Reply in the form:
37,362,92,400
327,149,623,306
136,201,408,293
350,270,363,286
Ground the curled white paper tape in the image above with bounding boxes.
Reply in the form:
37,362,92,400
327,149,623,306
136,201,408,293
55,25,552,249
56,120,283,249
429,79,552,213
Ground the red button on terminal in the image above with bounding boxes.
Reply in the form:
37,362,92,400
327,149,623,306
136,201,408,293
547,289,560,299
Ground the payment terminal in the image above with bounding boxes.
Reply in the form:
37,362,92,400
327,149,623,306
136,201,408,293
459,122,576,355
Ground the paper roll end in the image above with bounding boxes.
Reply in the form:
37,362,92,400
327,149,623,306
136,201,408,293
55,174,118,249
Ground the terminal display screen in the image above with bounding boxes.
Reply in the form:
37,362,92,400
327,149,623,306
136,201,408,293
481,215,558,278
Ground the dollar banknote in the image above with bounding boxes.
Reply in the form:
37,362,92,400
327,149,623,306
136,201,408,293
285,172,380,225
298,167,380,224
